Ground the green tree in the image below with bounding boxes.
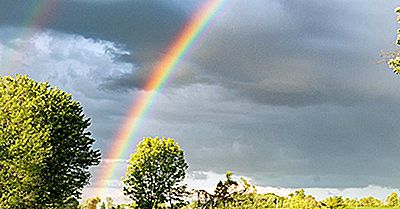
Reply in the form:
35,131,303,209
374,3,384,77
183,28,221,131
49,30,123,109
59,197,80,209
287,190,319,209
321,196,346,209
386,192,400,207
192,172,286,209
0,75,101,208
359,196,384,207
213,171,239,207
123,137,188,209
343,197,358,208
79,197,101,209
102,197,115,209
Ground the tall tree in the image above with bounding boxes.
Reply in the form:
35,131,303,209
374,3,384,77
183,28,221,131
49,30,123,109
0,75,101,208
213,171,239,207
123,137,188,209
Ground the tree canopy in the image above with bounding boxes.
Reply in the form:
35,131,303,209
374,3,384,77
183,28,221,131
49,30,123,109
386,192,400,207
321,196,346,209
0,75,100,208
123,136,188,209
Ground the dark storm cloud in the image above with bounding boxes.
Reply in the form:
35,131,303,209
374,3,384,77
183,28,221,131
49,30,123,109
79,0,399,107
1,0,395,106
173,99,400,188
184,0,399,107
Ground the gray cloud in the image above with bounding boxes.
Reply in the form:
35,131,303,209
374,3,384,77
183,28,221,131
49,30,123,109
1,0,400,190
93,0,400,107
183,0,399,107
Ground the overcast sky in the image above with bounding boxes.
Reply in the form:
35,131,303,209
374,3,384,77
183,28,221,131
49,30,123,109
1,0,400,201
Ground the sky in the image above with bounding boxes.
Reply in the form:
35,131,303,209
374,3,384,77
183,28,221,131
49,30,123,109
1,0,400,202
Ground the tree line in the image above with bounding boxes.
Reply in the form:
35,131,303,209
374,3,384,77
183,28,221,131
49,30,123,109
82,175,400,209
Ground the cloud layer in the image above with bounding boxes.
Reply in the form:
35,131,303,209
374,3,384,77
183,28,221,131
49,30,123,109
0,0,400,193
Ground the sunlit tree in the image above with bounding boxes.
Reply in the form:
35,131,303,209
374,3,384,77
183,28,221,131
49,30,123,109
287,190,319,209
123,137,188,209
79,197,101,209
359,196,384,207
0,75,100,208
386,192,400,207
321,196,346,209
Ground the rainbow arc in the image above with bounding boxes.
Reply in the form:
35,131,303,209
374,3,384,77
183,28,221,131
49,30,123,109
97,0,227,197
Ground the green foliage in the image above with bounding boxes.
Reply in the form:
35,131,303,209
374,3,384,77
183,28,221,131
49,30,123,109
358,197,384,207
321,196,346,209
123,136,188,209
192,172,288,209
188,175,399,209
213,172,240,207
100,202,106,209
98,197,119,209
79,197,101,209
386,192,400,207
287,189,319,209
193,172,246,208
104,197,115,209
0,75,100,208
343,197,358,208
59,197,80,209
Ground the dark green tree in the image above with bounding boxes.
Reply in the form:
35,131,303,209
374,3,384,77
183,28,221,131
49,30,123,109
59,197,80,209
0,75,101,208
213,171,239,207
123,137,188,209
193,172,262,209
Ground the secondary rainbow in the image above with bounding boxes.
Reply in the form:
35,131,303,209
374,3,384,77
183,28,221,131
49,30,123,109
97,0,227,196
1,1,57,70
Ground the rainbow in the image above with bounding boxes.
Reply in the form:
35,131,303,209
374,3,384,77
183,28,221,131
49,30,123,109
97,0,227,196
22,1,56,29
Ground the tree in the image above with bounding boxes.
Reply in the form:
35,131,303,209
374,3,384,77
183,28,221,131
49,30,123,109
343,197,359,208
0,75,101,208
123,137,188,209
321,196,346,209
213,171,239,207
287,190,319,209
387,7,400,74
386,192,400,207
59,197,80,209
79,197,101,209
99,197,115,209
192,172,281,209
359,196,384,207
